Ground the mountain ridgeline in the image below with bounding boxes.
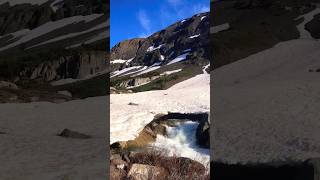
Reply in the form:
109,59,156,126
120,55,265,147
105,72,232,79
110,12,210,92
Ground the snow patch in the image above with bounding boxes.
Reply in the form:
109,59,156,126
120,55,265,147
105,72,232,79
160,69,182,76
111,58,134,64
27,15,105,49
203,64,210,74
0,14,104,52
189,34,201,39
111,66,143,78
147,44,164,52
160,55,165,61
167,53,189,65
134,66,161,76
201,16,207,21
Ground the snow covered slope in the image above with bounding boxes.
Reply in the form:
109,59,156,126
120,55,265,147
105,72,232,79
0,0,109,54
212,8,320,164
111,65,210,165
0,96,108,180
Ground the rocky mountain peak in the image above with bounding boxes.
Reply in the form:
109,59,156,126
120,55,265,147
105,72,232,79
110,12,210,72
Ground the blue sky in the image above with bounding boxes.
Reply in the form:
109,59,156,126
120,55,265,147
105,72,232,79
111,0,210,48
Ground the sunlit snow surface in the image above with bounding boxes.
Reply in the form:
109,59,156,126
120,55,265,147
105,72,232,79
111,65,210,165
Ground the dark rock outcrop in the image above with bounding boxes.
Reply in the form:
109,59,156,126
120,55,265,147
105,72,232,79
306,13,320,39
17,51,107,82
196,119,210,149
58,128,91,139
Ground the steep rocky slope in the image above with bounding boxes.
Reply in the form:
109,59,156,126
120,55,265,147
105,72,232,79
110,12,210,92
212,0,320,178
0,0,109,101
211,0,320,68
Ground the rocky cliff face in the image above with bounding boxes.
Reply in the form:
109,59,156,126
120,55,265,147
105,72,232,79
18,51,107,82
0,0,109,99
0,0,108,35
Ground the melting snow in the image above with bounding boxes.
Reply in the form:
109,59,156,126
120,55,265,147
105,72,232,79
110,72,210,144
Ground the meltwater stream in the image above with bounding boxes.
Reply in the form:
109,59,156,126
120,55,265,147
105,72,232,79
152,121,210,168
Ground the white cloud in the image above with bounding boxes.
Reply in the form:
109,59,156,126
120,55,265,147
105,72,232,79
137,10,151,33
193,4,210,14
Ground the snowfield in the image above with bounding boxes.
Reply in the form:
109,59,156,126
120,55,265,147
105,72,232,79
111,66,210,164
0,97,108,180
212,8,320,164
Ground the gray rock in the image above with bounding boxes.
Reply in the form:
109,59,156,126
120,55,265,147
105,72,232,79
127,164,168,180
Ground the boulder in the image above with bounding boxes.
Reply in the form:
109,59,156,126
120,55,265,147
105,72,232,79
196,119,210,148
57,129,91,139
0,81,18,90
110,164,126,180
127,164,168,180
